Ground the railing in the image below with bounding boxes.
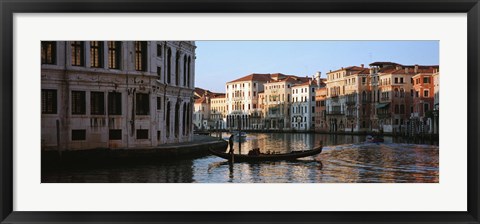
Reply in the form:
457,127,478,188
326,111,344,115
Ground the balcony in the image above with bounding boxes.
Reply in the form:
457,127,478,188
345,101,356,106
326,111,344,115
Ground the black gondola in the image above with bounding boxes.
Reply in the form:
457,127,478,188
208,146,323,162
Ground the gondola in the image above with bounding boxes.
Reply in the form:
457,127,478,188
208,146,323,162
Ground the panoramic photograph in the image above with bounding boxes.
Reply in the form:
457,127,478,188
41,41,439,183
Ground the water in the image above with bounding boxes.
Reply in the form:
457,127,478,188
42,133,439,183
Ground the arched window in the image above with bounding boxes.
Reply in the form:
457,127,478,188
400,88,405,98
175,102,180,138
394,88,399,97
166,101,171,138
167,48,172,84
187,56,191,88
175,51,181,86
362,91,367,102
183,102,187,136
183,55,187,87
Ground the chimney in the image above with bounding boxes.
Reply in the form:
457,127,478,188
414,64,419,73
315,72,322,87
361,64,364,68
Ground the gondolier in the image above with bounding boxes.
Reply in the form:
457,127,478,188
228,134,234,154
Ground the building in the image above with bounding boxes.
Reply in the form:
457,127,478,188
432,70,439,134
325,65,370,132
210,93,227,130
262,73,311,130
411,67,437,134
225,73,273,130
193,93,211,130
314,85,328,132
368,62,438,134
291,79,318,131
41,41,196,151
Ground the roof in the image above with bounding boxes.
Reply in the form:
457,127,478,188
292,79,317,87
195,96,207,104
351,68,371,75
328,65,366,74
211,93,226,99
379,65,439,75
369,62,401,67
227,73,274,83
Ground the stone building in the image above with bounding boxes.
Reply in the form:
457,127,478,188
210,93,227,130
291,79,318,131
193,93,210,130
314,85,328,132
41,41,196,151
325,65,370,132
262,73,310,130
225,73,271,130
369,62,438,134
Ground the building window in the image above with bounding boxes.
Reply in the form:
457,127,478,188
394,77,398,83
109,129,122,140
41,41,56,64
90,41,104,68
135,41,147,71
136,93,150,115
108,92,122,115
157,44,162,57
424,103,430,113
71,91,86,115
157,97,162,110
71,41,84,66
136,129,149,139
72,129,86,141
90,92,105,115
167,48,172,84
108,41,121,69
423,77,430,83
400,77,404,83
424,90,429,97
41,89,57,114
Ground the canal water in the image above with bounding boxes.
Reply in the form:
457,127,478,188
42,133,439,183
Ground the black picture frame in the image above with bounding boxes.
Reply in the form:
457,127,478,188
1,0,479,223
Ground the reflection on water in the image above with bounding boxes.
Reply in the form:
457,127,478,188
42,133,439,183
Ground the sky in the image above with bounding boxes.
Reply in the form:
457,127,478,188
194,41,439,93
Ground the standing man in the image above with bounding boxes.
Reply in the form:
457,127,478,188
228,134,234,154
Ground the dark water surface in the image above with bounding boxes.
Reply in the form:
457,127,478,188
42,133,439,183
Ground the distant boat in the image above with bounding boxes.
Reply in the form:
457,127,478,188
208,146,323,162
232,131,247,139
366,135,384,143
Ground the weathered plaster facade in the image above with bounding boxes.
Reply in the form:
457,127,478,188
41,41,196,151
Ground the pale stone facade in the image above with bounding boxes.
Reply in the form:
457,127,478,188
210,94,227,129
41,41,196,151
225,74,270,130
291,80,318,131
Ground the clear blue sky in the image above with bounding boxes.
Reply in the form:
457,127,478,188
195,41,439,93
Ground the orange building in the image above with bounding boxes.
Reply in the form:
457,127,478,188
314,87,328,132
369,62,438,134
